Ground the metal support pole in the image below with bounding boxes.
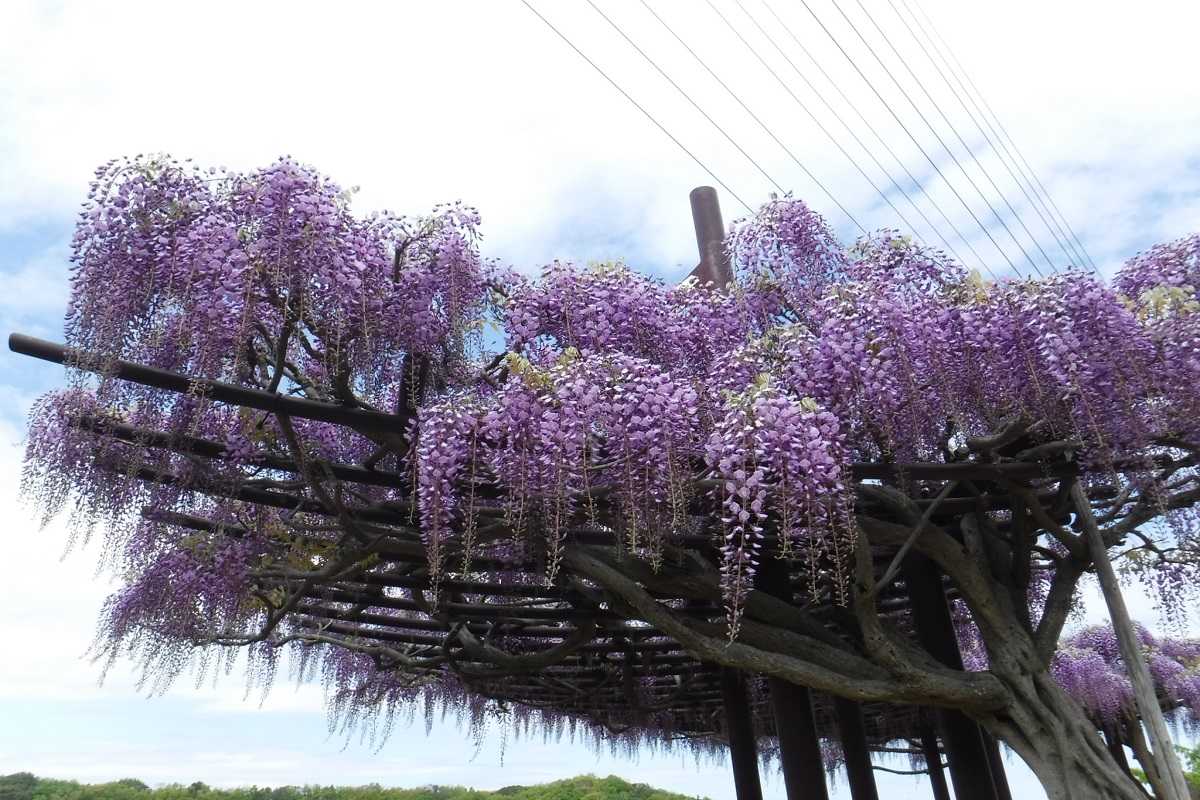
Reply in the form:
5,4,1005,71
919,725,951,800
721,667,765,800
833,697,879,800
902,554,1003,800
1071,483,1191,800
688,186,733,287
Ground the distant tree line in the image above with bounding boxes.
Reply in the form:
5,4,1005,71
0,774,709,800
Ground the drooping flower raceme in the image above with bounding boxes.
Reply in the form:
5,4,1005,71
1052,625,1200,728
705,385,850,634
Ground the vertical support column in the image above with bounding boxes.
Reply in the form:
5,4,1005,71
902,554,1003,800
919,725,951,800
721,667,765,800
769,678,830,800
833,697,879,800
983,731,1013,800
758,560,830,800
688,186,733,287
1105,727,1134,775
691,187,763,800
1072,484,1191,800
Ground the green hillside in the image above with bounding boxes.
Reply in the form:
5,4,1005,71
0,774,710,800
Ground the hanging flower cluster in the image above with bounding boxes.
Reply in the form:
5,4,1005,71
705,384,849,634
416,400,487,583
1115,233,1200,300
67,156,491,412
727,194,848,316
504,260,759,379
1052,625,1200,727
414,351,701,584
1115,233,1200,446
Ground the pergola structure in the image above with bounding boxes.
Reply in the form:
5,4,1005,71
11,190,1019,800
13,187,1193,800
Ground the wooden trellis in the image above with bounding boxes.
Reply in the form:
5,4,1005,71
13,188,1192,800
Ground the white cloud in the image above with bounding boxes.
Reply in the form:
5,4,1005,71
0,240,73,363
0,242,71,314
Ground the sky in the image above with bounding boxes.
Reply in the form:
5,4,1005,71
0,1,1198,798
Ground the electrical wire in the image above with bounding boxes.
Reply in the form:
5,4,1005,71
582,0,787,197
818,0,1040,275
733,0,987,273
754,0,992,272
772,0,1019,274
848,0,1058,274
519,0,754,213
701,0,937,249
638,0,867,233
881,0,1084,271
526,0,1083,279
901,0,1097,272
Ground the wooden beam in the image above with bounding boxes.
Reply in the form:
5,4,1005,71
919,725,951,800
902,554,1002,800
758,557,828,800
720,667,764,800
688,186,733,287
983,731,1013,800
769,678,830,800
75,414,407,488
13,335,1086,487
9,333,402,432
832,696,878,800
1072,483,1191,800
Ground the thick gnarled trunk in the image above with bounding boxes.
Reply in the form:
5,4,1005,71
983,670,1150,800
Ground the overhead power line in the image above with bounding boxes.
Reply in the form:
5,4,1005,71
639,0,866,233
815,0,1041,276
880,0,1084,271
769,0,1021,276
526,0,1091,279
701,0,944,250
846,0,1058,275
734,0,991,275
582,0,787,196
519,0,754,213
900,0,1097,272
754,0,994,272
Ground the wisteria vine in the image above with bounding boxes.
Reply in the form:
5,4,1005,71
16,157,1200,796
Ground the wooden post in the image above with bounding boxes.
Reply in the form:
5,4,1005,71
1071,483,1191,800
833,697,879,800
902,554,1003,800
1105,727,1134,775
769,679,830,800
919,725,951,800
688,186,733,286
721,667,765,800
758,560,831,800
983,731,1013,800
691,190,763,800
